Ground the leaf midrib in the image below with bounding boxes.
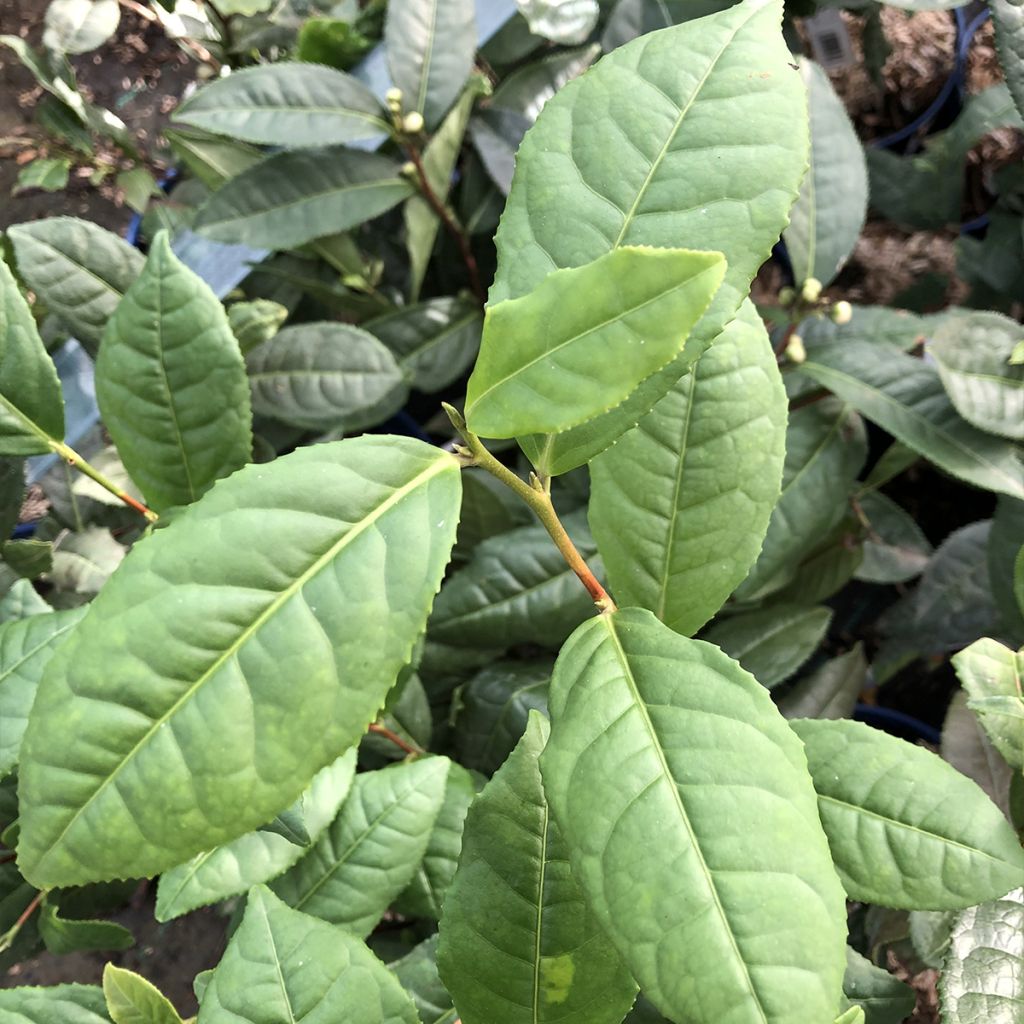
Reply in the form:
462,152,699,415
30,455,453,876
601,615,768,1024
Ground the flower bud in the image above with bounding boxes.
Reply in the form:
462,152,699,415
400,161,417,177
801,277,822,303
778,286,796,306
402,111,425,134
785,333,806,364
385,87,403,109
831,300,852,325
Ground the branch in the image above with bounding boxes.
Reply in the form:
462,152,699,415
48,439,158,523
368,722,424,757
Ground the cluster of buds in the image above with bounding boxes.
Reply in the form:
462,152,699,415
385,87,425,136
778,277,852,361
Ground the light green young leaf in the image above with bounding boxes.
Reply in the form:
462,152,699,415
952,638,1024,772
95,232,251,511
467,246,724,439
385,0,476,128
43,0,119,54
438,712,637,1024
455,659,550,775
541,607,847,1024
39,901,134,955
366,297,483,394
939,888,1024,1024
396,762,476,920
800,342,1024,500
198,886,419,1024
0,606,85,778
840,947,915,1024
227,299,288,356
0,984,111,1023
791,718,1024,909
404,76,488,300
784,60,867,288
497,0,809,474
517,0,598,43
155,750,356,921
173,64,390,147
14,158,71,193
103,965,181,1024
7,217,143,357
777,644,867,721
0,252,65,456
271,757,449,934
193,148,414,249
704,604,832,690
929,311,1024,441
18,437,461,888
246,322,406,432
590,299,786,635
429,513,600,650
736,400,867,601
0,578,51,622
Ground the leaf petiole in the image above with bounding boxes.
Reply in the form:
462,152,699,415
48,438,158,523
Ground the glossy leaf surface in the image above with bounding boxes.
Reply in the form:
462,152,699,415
466,246,725,438
952,638,1024,772
496,0,809,472
174,64,389,147
103,967,180,1024
0,984,111,1023
271,757,449,935
7,217,142,356
18,437,461,888
197,886,419,1024
438,713,637,1024
541,607,847,1024
791,718,1024,909
590,300,785,635
95,233,252,511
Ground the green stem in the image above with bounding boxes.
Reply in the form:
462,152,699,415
48,439,158,523
443,404,616,613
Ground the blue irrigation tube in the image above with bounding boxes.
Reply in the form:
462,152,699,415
854,703,943,745
26,0,518,487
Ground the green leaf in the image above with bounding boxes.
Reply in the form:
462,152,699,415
366,297,483,393
541,607,848,1024
777,644,867,721
840,947,915,1024
2,539,52,579
518,0,598,44
991,0,1024,120
404,76,488,300
385,0,476,128
173,64,390,147
164,126,263,190
95,232,252,512
735,400,867,601
246,322,406,432
0,579,51,622
790,718,1024,909
42,0,119,53
496,0,809,473
271,757,449,935
452,470,532,562
952,638,1024,772
438,712,637,1024
260,802,311,847
198,886,419,1024
227,299,288,356
39,901,133,955
396,761,476,920
490,44,598,122
49,527,124,596
14,158,71,193
116,167,159,215
17,437,461,888
455,659,550,775
854,491,932,584
939,888,1024,1024
834,1009,864,1024
703,604,832,690
0,984,111,1023
155,750,356,921
193,148,414,249
103,965,181,1024
784,60,867,289
942,691,1014,821
799,342,1024,500
0,457,24,541
929,311,1024,441
391,936,455,1024
990,497,1024,642
0,252,65,456
466,246,725,439
0,607,85,778
429,513,600,649
589,299,786,635
7,217,143,357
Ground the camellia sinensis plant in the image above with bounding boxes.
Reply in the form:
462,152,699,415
1,1,1024,1023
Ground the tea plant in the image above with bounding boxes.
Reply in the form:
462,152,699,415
1,0,1024,1022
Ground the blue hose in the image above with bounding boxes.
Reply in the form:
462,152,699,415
854,702,943,745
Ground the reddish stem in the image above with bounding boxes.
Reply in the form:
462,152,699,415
368,722,424,756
